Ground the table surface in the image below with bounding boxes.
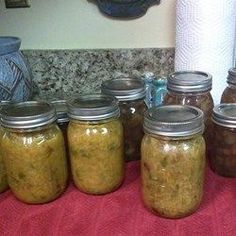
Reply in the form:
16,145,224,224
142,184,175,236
0,161,236,236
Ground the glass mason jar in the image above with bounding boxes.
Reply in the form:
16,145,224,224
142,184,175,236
221,68,236,103
101,77,147,161
0,101,68,204
51,100,69,155
141,105,206,218
210,104,236,177
163,71,214,154
67,94,124,195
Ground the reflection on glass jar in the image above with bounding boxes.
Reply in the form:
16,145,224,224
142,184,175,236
221,68,236,103
211,104,236,177
101,77,147,161
0,102,68,204
163,71,214,155
141,105,205,218
68,94,124,195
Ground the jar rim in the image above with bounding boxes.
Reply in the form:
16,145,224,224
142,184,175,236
227,68,236,85
0,101,57,129
167,71,212,93
67,94,120,121
101,77,146,101
143,105,204,137
51,100,69,123
212,103,236,128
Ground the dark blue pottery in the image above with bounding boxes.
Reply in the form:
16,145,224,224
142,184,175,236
95,0,160,18
0,37,32,101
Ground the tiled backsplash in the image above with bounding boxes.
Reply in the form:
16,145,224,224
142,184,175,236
23,48,174,100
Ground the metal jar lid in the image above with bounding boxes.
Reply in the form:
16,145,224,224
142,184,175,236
51,100,69,123
227,68,236,85
167,71,212,93
143,105,204,137
101,77,146,101
0,101,57,129
67,94,120,121
212,104,236,128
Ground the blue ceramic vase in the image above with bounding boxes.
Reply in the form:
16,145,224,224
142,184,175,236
0,37,32,101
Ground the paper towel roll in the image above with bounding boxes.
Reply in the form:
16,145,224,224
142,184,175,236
175,0,236,104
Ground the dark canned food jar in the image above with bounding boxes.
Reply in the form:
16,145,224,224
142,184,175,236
0,101,68,204
163,71,214,154
141,105,206,218
211,104,236,177
51,100,69,156
101,77,147,161
221,68,236,103
67,94,124,195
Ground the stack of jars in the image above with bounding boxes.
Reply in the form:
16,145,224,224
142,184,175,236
0,69,236,219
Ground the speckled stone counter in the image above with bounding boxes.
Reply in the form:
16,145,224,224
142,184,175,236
22,48,174,100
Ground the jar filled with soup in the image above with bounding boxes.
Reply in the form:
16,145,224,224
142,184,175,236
221,68,236,103
141,105,205,218
0,101,68,204
67,94,124,195
163,71,214,154
101,77,147,161
210,104,236,177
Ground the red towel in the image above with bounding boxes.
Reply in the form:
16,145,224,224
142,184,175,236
0,161,236,236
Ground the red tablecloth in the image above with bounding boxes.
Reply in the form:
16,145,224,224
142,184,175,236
0,161,236,236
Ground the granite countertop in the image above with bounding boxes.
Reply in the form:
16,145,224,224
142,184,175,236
23,48,174,100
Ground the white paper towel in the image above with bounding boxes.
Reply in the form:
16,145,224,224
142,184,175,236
175,0,236,104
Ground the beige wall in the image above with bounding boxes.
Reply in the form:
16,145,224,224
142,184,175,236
0,0,176,49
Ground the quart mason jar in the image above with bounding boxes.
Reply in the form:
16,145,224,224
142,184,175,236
164,71,214,154
221,68,236,103
141,105,206,218
101,77,147,161
68,94,124,195
210,104,236,177
0,101,68,204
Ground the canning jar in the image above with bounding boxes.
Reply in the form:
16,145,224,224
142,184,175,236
68,94,124,195
221,68,236,103
141,105,206,218
51,100,69,154
164,71,214,154
101,77,147,161
210,104,236,177
0,101,68,204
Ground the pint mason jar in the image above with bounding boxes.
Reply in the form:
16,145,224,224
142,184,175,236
0,101,68,204
221,68,236,103
141,105,206,218
163,71,214,154
210,104,236,177
101,77,147,161
67,94,124,195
